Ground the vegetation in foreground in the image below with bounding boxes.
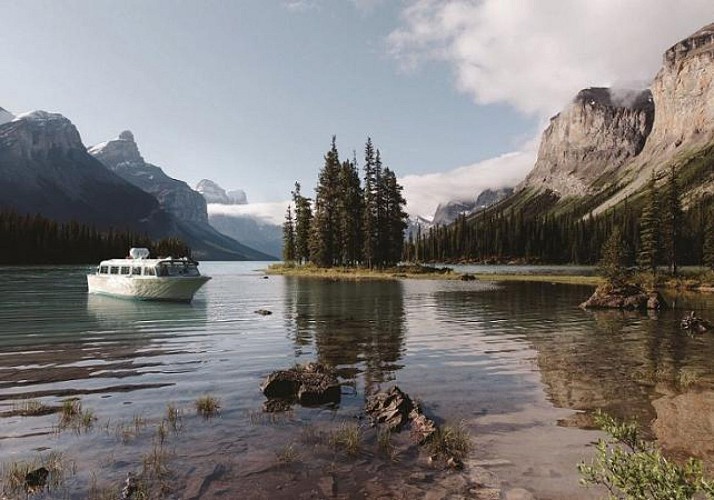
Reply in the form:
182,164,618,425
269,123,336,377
579,410,714,499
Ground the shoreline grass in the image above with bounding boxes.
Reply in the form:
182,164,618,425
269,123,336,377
266,263,601,286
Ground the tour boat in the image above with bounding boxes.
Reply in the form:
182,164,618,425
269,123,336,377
87,248,211,302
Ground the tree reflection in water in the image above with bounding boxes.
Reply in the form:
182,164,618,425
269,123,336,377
282,277,406,393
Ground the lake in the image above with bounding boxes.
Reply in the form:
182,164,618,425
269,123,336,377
1,262,714,499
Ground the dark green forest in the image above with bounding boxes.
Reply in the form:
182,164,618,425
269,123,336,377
283,137,408,268
0,210,191,265
405,167,714,269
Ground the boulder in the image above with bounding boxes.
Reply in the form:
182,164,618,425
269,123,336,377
260,363,340,406
365,386,415,431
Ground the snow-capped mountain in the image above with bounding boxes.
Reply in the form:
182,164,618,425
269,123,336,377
196,179,247,205
0,108,162,229
432,188,514,226
89,132,274,260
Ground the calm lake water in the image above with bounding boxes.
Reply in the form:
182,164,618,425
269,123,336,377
2,262,714,499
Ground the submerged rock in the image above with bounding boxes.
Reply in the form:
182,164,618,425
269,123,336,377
260,363,340,406
580,283,667,310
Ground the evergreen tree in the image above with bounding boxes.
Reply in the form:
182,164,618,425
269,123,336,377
292,182,313,264
362,137,378,268
310,137,342,267
637,173,661,276
704,214,714,271
282,205,296,262
337,157,363,266
599,227,629,287
382,167,408,265
662,165,683,275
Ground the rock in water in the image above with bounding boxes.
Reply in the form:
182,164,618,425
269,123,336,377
580,284,668,310
260,363,340,406
365,386,415,431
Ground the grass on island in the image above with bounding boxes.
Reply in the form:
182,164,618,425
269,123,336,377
267,262,601,286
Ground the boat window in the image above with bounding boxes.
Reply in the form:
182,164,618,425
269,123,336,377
110,266,119,275
120,266,130,275
132,267,142,275
100,266,108,274
145,267,156,276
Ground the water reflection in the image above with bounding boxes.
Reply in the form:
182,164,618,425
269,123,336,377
283,277,406,391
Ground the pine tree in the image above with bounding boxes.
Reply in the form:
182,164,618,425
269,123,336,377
382,167,408,265
362,138,378,268
599,227,629,287
282,205,296,262
292,182,312,264
662,165,683,275
704,213,714,271
637,172,661,276
310,137,342,267
337,157,363,266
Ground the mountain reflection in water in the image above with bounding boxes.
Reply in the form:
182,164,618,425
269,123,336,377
1,263,714,498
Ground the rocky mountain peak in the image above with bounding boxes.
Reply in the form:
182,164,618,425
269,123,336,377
118,130,135,142
0,109,84,154
663,22,714,69
520,86,654,198
196,179,248,205
0,106,14,126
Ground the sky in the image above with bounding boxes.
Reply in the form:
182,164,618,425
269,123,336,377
2,0,714,222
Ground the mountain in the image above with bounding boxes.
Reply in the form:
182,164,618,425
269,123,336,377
197,179,281,259
208,213,282,258
196,179,247,205
432,188,514,226
470,21,714,225
89,132,274,261
414,22,714,264
0,110,164,230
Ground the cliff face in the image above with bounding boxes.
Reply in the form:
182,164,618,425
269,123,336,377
636,23,714,164
0,111,160,228
89,131,208,224
521,87,654,198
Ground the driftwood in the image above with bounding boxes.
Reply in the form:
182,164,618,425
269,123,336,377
681,311,712,334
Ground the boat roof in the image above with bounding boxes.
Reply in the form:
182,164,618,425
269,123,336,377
97,257,197,266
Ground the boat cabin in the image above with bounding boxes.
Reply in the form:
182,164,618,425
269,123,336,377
95,258,200,278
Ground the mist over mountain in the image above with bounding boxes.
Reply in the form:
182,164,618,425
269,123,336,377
197,179,281,259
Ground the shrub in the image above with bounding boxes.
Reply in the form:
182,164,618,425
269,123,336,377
578,410,714,499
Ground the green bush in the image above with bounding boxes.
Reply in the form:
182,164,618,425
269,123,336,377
578,410,714,499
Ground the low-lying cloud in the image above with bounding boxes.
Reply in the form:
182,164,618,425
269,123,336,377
400,146,536,218
207,201,289,226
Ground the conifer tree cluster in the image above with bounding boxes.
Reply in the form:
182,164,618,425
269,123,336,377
0,210,191,265
408,165,711,271
282,137,407,268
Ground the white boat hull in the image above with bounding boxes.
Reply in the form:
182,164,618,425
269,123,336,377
87,274,210,302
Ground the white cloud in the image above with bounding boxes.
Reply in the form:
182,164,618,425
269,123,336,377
389,0,714,118
207,201,289,226
283,0,321,12
400,144,537,218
